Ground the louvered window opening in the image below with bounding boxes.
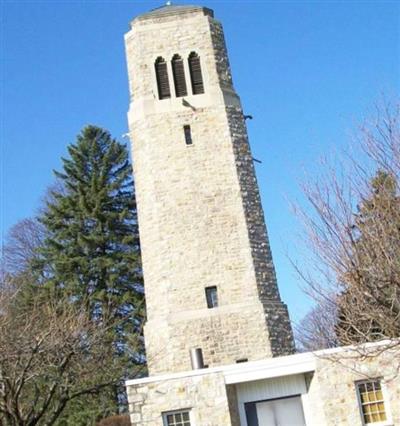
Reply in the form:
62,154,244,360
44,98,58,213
188,52,204,95
155,57,171,100
172,55,187,98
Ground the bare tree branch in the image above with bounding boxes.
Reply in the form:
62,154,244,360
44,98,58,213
294,100,400,354
0,276,142,426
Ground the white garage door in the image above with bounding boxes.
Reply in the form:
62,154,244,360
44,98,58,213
255,396,306,426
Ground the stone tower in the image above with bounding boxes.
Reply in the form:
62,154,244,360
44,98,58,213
125,4,294,376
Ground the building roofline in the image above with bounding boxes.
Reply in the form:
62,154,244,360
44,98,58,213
126,351,315,387
132,4,214,25
125,340,396,387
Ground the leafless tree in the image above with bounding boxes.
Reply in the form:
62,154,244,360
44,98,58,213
295,297,338,351
294,101,400,353
1,218,45,276
0,275,142,426
1,180,66,276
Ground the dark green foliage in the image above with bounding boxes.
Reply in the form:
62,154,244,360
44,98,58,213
38,127,142,309
38,126,143,332
96,415,131,426
33,125,145,421
54,390,120,426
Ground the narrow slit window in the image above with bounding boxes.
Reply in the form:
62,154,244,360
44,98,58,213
205,286,218,308
188,52,204,95
171,54,187,97
155,57,171,100
184,125,192,145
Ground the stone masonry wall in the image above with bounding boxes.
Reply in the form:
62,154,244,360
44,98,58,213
125,6,294,375
127,372,240,426
144,303,272,374
209,19,233,91
227,105,295,356
308,348,400,426
130,105,264,318
226,384,241,426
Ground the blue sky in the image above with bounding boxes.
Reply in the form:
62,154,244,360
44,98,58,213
2,0,399,323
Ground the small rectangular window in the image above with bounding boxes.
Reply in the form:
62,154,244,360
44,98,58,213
184,125,192,145
163,410,191,426
205,286,218,308
356,380,388,425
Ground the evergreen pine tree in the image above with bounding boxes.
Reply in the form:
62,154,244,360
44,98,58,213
35,126,144,422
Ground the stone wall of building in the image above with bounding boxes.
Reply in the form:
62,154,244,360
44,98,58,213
227,105,294,356
125,5,294,376
226,384,241,426
309,347,400,426
144,303,273,374
127,371,240,426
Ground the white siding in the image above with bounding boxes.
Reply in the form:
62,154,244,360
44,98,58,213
236,374,308,426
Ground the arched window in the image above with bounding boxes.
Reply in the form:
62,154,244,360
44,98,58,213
171,54,187,97
188,52,204,95
155,57,171,100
